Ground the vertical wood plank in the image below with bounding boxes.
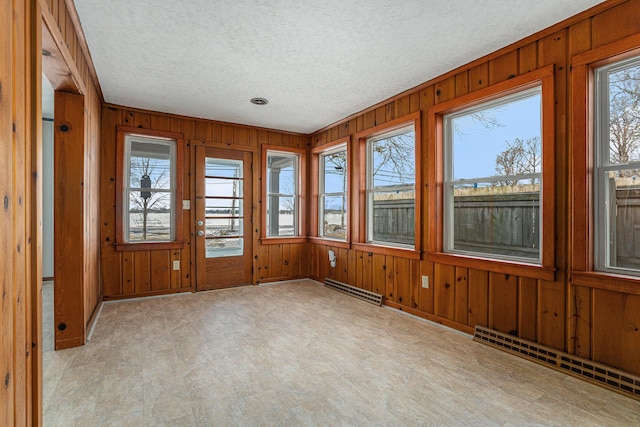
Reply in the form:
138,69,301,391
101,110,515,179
489,272,518,335
395,257,410,306
592,1,640,48
489,50,518,84
362,252,373,292
150,250,170,291
434,263,455,319
468,269,489,327
454,267,468,325
121,252,134,294
384,255,395,302
347,249,357,286
269,244,283,279
372,254,386,296
468,63,489,92
592,290,640,375
518,277,538,341
571,285,592,358
537,279,566,350
134,251,151,293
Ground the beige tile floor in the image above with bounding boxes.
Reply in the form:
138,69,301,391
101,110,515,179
42,279,640,426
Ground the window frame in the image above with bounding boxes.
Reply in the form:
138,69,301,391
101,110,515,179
310,137,350,248
261,144,307,244
352,112,421,258
428,66,556,280
443,86,544,264
593,55,640,276
115,126,184,251
571,34,640,289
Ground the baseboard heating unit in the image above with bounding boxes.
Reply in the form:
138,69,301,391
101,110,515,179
474,325,640,400
324,278,383,306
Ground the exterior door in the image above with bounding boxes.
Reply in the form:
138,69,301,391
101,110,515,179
195,146,252,290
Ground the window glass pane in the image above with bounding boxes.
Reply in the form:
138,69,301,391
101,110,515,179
205,198,242,217
206,237,243,258
205,177,242,197
451,93,541,180
267,153,296,195
127,191,172,241
606,62,640,165
371,130,415,188
595,56,640,274
445,88,542,262
266,151,299,237
367,126,416,247
205,157,243,178
371,190,415,245
605,170,640,270
321,195,347,239
206,218,243,238
321,150,347,194
451,180,540,259
129,140,172,190
267,195,295,236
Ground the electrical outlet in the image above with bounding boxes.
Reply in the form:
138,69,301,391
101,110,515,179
421,275,429,289
172,260,180,271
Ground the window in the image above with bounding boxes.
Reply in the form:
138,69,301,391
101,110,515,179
366,125,416,248
318,143,348,241
594,55,640,274
444,88,542,262
263,146,305,239
429,66,554,277
116,127,184,250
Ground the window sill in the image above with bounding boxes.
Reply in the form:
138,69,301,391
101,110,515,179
309,237,350,249
351,242,420,259
427,251,555,281
260,237,308,245
570,271,640,296
115,241,185,252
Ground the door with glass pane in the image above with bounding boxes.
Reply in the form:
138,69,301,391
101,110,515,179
195,146,252,290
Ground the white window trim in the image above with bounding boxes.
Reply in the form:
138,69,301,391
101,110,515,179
366,124,416,249
318,143,348,240
266,150,300,237
443,86,543,264
594,55,640,275
122,134,177,243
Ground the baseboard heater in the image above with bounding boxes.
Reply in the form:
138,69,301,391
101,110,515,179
474,325,640,401
324,278,383,306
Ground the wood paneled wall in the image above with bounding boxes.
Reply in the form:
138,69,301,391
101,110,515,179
100,106,311,299
40,0,102,352
309,0,640,376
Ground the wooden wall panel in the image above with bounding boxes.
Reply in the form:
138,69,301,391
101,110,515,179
307,0,640,377
592,290,640,374
101,106,310,295
488,273,518,335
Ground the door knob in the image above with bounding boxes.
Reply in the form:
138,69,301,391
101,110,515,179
197,220,204,226
197,230,204,236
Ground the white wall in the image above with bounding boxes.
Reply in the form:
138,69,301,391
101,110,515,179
42,119,54,278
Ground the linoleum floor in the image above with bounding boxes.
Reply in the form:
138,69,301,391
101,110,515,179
43,279,640,426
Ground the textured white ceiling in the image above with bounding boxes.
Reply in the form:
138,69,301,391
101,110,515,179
74,0,604,134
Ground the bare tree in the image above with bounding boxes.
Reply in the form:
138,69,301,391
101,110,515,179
371,133,415,184
495,137,540,185
130,157,170,239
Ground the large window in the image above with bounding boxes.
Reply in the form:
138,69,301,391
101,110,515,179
444,88,542,262
594,55,640,274
264,148,304,238
366,125,416,248
318,144,347,240
116,127,184,250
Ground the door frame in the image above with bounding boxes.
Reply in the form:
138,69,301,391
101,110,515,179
190,140,257,290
